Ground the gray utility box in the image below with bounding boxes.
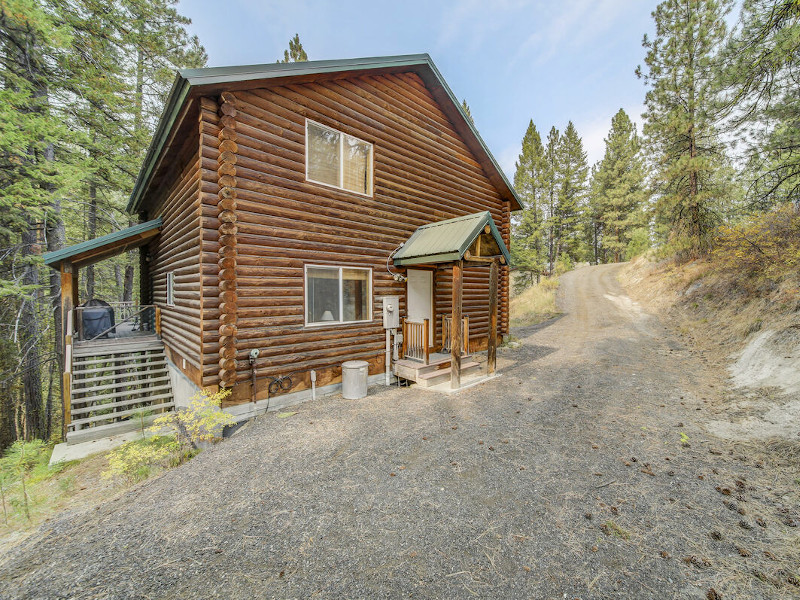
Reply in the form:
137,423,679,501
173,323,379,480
382,296,400,329
342,360,369,399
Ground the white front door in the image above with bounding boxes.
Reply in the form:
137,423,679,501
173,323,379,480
407,269,434,341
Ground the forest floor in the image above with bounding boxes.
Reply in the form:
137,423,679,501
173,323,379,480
1,263,798,599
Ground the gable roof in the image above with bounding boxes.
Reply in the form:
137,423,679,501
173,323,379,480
127,54,522,214
43,218,163,270
392,211,511,266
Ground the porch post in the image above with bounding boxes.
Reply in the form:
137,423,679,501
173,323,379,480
450,260,463,389
488,259,498,374
60,262,76,437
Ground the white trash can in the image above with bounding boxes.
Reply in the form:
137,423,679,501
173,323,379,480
341,360,369,399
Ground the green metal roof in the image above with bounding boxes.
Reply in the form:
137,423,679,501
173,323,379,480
392,211,511,266
43,218,162,270
127,54,523,214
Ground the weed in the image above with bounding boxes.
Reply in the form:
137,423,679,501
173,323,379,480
680,432,691,447
600,520,630,540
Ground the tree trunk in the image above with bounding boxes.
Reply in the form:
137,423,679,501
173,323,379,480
85,183,97,299
47,193,65,439
20,221,44,440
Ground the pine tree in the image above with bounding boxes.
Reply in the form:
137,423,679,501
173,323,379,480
552,121,589,266
719,0,800,208
637,0,733,257
591,109,647,262
543,127,560,274
461,99,474,124
278,33,308,63
512,121,547,288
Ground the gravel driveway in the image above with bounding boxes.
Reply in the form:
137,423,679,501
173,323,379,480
1,264,798,599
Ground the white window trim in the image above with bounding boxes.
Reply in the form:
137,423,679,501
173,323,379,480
166,271,175,307
304,264,373,328
305,118,374,197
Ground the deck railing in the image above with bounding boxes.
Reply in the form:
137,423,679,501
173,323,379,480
402,318,430,364
441,315,469,355
74,303,160,342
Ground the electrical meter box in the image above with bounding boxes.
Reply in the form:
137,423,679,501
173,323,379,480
382,296,400,329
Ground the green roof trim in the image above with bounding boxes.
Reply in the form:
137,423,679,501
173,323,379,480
43,218,162,269
392,211,510,266
127,54,523,214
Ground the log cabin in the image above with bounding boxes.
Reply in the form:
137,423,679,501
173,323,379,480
44,54,522,443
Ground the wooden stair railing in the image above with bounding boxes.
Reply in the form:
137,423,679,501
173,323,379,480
441,315,469,355
401,318,430,364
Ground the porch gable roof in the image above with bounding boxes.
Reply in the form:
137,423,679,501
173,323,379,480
43,218,162,270
392,211,511,267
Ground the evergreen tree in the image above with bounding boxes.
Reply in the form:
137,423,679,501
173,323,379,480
591,109,647,262
512,121,547,288
461,99,474,124
552,121,589,266
637,0,733,257
278,33,308,63
0,0,206,446
719,0,800,208
543,126,560,274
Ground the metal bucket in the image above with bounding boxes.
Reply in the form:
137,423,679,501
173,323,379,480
341,360,369,399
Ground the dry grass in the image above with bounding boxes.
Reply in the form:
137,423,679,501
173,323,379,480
509,277,560,327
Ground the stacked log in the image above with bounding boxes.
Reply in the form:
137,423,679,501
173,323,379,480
217,91,239,388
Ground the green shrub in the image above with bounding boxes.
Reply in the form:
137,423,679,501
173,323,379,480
103,436,179,483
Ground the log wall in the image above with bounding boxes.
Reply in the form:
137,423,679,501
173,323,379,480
145,124,203,385
195,71,510,403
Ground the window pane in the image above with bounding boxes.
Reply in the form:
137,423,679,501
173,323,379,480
307,122,340,186
342,269,369,322
307,267,340,323
342,136,371,194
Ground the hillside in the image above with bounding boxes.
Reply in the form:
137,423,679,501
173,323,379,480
622,255,800,444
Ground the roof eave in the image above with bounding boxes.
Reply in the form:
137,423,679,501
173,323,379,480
127,53,523,214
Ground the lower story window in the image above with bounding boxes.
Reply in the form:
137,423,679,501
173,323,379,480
306,265,371,325
166,271,175,306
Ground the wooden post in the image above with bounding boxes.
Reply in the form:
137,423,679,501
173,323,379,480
60,262,75,438
451,260,463,389
155,306,162,338
423,318,429,365
488,259,498,375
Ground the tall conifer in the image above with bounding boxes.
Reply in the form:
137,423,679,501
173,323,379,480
637,0,733,256
591,109,647,262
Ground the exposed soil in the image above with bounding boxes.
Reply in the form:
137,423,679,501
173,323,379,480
1,263,798,599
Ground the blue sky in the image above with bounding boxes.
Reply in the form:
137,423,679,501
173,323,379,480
177,0,657,178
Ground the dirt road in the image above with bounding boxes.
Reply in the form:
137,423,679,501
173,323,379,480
1,264,798,599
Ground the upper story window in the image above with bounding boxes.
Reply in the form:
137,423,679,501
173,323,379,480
306,120,373,196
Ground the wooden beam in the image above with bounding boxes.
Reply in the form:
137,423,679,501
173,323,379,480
451,259,463,389
60,262,75,438
488,259,498,375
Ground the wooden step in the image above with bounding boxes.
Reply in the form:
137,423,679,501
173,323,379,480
70,392,175,417
72,349,164,366
73,341,163,358
72,367,169,388
72,374,170,395
416,361,481,388
70,401,175,428
66,412,166,444
72,358,167,376
71,383,173,405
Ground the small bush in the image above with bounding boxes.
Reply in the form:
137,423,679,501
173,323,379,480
712,204,800,290
151,388,236,453
103,436,179,483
